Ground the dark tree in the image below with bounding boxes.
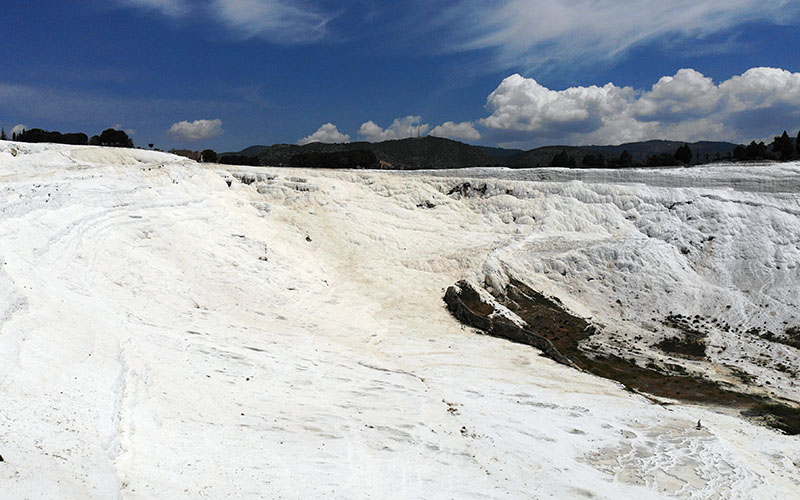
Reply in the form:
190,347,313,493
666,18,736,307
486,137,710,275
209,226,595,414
595,153,605,167
89,135,102,146
14,128,87,145
619,150,633,167
745,141,768,160
200,149,218,163
796,130,800,156
148,143,154,149
674,144,692,165
1,128,6,140
60,133,89,145
733,145,747,161
97,128,133,148
646,153,678,167
772,131,794,161
582,154,596,167
550,150,570,167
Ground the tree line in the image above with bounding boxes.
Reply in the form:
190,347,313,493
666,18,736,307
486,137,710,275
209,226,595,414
731,130,800,162
550,147,690,168
550,129,800,168
1,127,134,148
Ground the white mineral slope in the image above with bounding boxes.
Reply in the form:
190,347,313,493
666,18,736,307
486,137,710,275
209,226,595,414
428,165,800,402
0,141,798,499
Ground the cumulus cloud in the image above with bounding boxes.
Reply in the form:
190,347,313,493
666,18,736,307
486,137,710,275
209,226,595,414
298,123,350,145
632,69,721,121
429,121,481,141
168,119,224,142
11,124,27,136
481,67,800,147
359,116,430,142
442,0,800,70
211,0,333,44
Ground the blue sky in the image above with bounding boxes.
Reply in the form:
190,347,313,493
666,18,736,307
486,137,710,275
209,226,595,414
2,1,800,151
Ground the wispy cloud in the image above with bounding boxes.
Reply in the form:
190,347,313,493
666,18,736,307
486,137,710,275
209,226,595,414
438,0,800,71
110,1,800,69
113,0,336,44
211,0,335,44
114,0,190,17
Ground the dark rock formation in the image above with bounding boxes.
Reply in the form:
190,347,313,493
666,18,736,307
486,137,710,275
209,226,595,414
444,281,576,367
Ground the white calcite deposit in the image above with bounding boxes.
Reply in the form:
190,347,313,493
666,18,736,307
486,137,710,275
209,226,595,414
1,142,799,499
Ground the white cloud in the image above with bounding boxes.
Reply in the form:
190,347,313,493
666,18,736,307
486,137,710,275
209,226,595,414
481,74,635,134
11,124,26,135
212,0,333,44
359,116,430,142
632,69,721,121
298,123,350,145
721,67,800,111
168,119,224,142
115,0,189,17
429,121,481,141
442,0,800,70
480,67,800,147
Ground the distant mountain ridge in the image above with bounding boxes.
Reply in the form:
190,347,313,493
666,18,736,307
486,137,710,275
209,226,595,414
225,136,740,169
